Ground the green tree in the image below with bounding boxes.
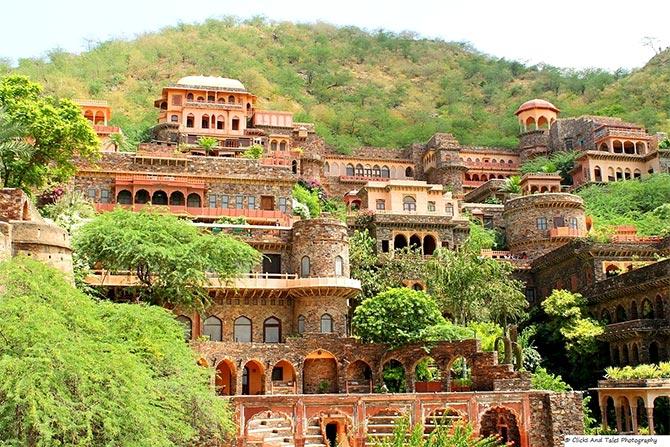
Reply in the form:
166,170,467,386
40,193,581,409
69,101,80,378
40,189,96,234
291,183,321,218
197,136,218,152
352,288,446,346
242,144,264,159
0,75,99,190
0,257,233,446
74,208,261,308
499,175,521,194
531,367,572,392
541,289,604,362
108,132,130,152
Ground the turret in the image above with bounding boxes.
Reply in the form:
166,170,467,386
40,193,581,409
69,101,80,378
515,99,559,162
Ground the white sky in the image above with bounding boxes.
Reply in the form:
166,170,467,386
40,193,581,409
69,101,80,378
2,0,669,70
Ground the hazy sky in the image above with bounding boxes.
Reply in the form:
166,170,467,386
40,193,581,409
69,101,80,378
3,0,669,70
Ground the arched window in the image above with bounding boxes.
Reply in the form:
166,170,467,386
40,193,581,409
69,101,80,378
216,115,225,130
233,316,252,343
320,314,333,333
657,295,665,319
270,140,278,151
403,196,416,212
186,93,194,101
324,162,330,174
201,114,209,129
297,315,306,334
615,305,627,323
232,117,240,131
594,166,602,182
176,315,192,341
263,317,281,343
207,95,215,102
187,193,201,208
203,315,222,342
279,141,287,151
117,190,132,204
228,95,235,103
373,165,381,177
151,190,168,205
642,299,655,319
381,166,390,178
186,113,194,128
600,309,612,324
170,115,178,122
300,256,310,278
169,191,185,206
355,164,364,176
334,256,343,276
134,189,150,205
405,167,414,177
291,160,298,175
346,164,355,176
445,203,454,216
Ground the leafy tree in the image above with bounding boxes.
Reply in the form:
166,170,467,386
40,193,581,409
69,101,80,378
108,132,130,152
74,208,261,308
541,290,604,362
0,257,233,446
519,151,580,183
531,367,571,392
499,175,521,194
40,189,96,234
352,288,446,346
0,75,99,190
242,144,264,159
197,136,218,152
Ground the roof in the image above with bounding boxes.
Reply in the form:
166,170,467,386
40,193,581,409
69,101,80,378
515,99,560,115
175,76,246,91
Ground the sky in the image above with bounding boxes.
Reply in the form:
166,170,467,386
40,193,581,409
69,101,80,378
2,0,669,71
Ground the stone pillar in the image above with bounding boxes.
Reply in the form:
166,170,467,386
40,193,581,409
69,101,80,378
630,402,638,434
647,407,655,435
600,399,608,432
615,404,622,433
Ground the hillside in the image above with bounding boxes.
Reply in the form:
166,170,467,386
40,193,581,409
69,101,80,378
3,17,670,151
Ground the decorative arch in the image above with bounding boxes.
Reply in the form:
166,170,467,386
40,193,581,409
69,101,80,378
480,407,521,447
382,359,406,392
234,316,252,343
134,189,150,204
615,304,627,322
117,190,132,204
201,114,209,129
187,193,202,208
215,359,237,395
394,234,408,250
300,256,310,278
151,190,168,205
271,360,296,394
320,314,333,333
304,350,338,393
641,299,655,319
537,116,548,129
263,316,281,343
242,360,265,395
525,116,536,130
346,164,355,176
203,315,222,341
423,235,437,256
346,360,373,393
169,191,185,206
176,315,192,340
409,234,421,250
405,166,414,177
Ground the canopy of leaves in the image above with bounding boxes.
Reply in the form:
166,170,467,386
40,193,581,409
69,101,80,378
291,183,321,219
578,173,670,236
7,18,670,153
352,288,446,346
519,151,580,183
241,144,264,159
73,208,261,308
531,367,572,392
0,75,98,190
197,136,218,151
0,257,233,446
40,189,96,234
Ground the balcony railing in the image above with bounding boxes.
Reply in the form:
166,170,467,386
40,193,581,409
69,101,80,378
184,101,244,110
462,180,485,187
339,175,390,182
93,124,120,134
464,161,519,169
548,227,586,238
94,203,292,225
605,319,670,334
594,127,648,141
114,174,206,186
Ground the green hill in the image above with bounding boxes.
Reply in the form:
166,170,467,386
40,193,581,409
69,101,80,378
3,17,669,151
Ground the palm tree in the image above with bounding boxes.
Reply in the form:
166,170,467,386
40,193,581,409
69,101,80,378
499,175,521,194
108,132,127,152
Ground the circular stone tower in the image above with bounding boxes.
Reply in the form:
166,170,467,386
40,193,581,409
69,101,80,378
515,99,560,163
503,193,586,260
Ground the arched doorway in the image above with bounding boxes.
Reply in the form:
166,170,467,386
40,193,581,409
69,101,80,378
415,357,442,392
382,359,406,392
271,360,297,394
449,356,471,392
303,350,338,394
117,190,132,204
151,190,168,205
394,234,407,250
187,193,201,208
346,360,372,393
169,191,185,206
423,235,437,255
134,189,150,204
409,234,421,250
242,360,265,395
215,360,236,395
480,407,521,446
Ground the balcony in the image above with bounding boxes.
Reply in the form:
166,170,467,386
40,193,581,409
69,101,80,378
462,180,485,188
184,101,244,111
464,161,519,170
339,175,390,183
93,124,120,134
94,203,292,225
601,319,670,342
548,227,586,238
114,173,205,187
594,126,648,141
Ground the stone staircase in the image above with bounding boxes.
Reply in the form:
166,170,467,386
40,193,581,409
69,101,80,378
365,410,405,441
247,411,294,447
304,419,327,447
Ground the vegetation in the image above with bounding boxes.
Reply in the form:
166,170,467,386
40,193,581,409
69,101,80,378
241,144,264,159
519,151,580,183
291,183,321,218
498,175,521,194
0,75,98,191
197,136,218,151
39,189,96,233
578,173,670,236
352,288,446,346
74,208,260,308
0,257,233,446
604,362,670,380
6,18,670,153
374,416,501,447
531,367,572,392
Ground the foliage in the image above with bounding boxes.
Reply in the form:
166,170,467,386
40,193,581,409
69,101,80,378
40,189,96,234
0,75,99,190
241,144,264,159
352,288,446,346
499,175,521,194
0,257,233,446
373,416,501,447
108,132,131,152
422,322,475,343
215,216,247,225
291,183,321,219
541,290,604,362
73,208,261,308
519,151,580,183
582,396,600,435
578,173,670,236
349,229,427,300
197,136,218,151
604,362,670,380
531,367,572,392
465,220,496,252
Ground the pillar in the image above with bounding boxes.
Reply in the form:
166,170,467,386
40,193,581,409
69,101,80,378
615,404,622,433
600,398,609,431
630,401,638,434
647,406,655,435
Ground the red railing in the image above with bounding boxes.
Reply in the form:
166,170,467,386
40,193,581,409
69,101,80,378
462,180,485,187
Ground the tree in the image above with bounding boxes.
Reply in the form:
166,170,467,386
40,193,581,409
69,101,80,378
375,416,501,447
242,144,264,159
73,208,261,308
499,175,521,194
0,257,233,446
0,75,99,190
352,288,446,346
541,289,604,362
40,189,96,234
197,136,218,152
291,183,321,218
108,132,129,152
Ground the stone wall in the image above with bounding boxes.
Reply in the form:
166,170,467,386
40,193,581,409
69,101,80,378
290,217,350,278
527,392,584,447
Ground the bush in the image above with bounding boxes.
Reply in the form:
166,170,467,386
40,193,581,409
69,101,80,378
604,362,670,380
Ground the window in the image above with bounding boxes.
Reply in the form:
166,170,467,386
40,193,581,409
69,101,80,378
263,317,281,343
170,115,178,122
232,117,240,131
403,196,416,212
428,201,436,212
203,316,222,342
335,256,343,276
208,195,217,208
297,315,305,334
87,188,96,200
405,167,414,177
279,197,288,213
117,190,132,204
536,217,548,230
187,193,201,208
236,195,244,209
564,138,574,150
320,314,333,333
186,93,194,101
483,216,494,229
186,114,194,128
216,116,224,130
300,256,310,277
346,164,355,176
171,94,182,106
201,114,209,129
381,166,390,178
233,316,252,343
176,315,192,341
376,199,386,210
247,196,256,209
445,203,454,217
100,189,110,203
271,367,283,381
569,217,578,229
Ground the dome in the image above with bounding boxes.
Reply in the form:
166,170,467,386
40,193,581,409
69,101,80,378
515,99,560,115
176,76,246,91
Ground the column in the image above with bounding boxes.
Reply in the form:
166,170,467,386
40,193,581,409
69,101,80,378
630,401,638,434
646,406,655,435
615,403,622,433
600,398,609,431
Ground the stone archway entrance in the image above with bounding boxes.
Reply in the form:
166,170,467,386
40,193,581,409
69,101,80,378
303,350,338,394
480,407,521,446
215,359,236,395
